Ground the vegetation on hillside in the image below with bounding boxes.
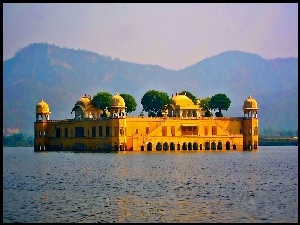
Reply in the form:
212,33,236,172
3,43,298,134
3,133,34,147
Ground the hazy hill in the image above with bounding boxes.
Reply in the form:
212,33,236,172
3,43,298,136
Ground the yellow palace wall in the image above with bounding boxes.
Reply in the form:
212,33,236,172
34,116,256,151
126,116,245,151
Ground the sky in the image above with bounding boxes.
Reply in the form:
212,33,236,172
3,3,298,70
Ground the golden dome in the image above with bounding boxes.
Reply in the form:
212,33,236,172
36,99,50,113
243,94,258,109
170,93,194,107
110,92,125,107
75,94,92,108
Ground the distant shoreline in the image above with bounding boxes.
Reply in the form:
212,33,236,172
3,142,298,148
259,137,298,146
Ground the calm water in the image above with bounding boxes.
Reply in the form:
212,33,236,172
3,146,298,223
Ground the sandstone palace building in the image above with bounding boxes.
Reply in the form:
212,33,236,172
34,92,259,152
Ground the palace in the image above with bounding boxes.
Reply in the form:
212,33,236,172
34,92,259,152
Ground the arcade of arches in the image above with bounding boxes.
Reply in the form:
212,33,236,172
140,141,238,151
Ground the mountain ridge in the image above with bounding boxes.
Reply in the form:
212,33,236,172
3,43,298,135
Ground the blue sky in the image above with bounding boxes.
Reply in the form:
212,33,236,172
3,3,298,70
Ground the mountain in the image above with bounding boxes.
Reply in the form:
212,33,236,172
3,43,298,136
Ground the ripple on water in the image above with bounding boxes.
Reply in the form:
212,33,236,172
3,146,298,223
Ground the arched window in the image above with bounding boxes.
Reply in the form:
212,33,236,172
226,141,230,150
156,142,162,150
217,141,222,150
211,141,216,150
205,141,210,150
193,142,198,150
147,142,152,151
163,142,169,150
170,142,175,150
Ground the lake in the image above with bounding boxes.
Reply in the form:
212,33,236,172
3,146,298,223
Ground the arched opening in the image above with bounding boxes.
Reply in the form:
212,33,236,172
217,141,222,150
56,128,61,137
156,142,162,151
141,145,144,151
170,142,175,150
254,141,258,149
120,145,124,151
39,144,42,151
226,141,230,150
211,141,216,150
200,144,202,150
182,142,187,150
177,143,181,150
248,142,252,150
193,110,197,117
188,142,193,150
233,144,237,150
147,142,152,151
163,142,169,150
205,141,210,150
193,142,198,150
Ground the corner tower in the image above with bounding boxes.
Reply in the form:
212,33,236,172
34,99,51,151
35,99,51,122
109,93,127,151
242,95,259,150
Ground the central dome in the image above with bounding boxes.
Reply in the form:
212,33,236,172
36,99,50,113
110,92,125,107
170,94,194,107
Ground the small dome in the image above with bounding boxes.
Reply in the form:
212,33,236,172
75,94,92,108
243,94,258,109
170,93,194,107
110,92,125,107
36,99,50,113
